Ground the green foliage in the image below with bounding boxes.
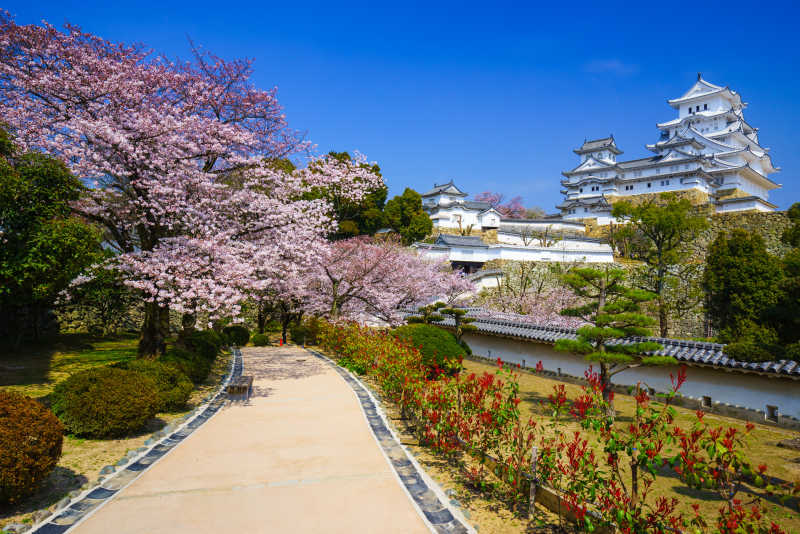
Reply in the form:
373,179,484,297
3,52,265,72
393,324,465,375
555,266,670,404
781,202,800,248
0,145,103,340
384,188,433,245
707,207,800,361
222,325,250,346
183,330,224,360
51,367,159,438
289,317,322,345
439,307,477,342
0,392,64,504
407,302,446,324
251,333,271,346
703,230,783,348
611,193,709,336
306,151,388,239
111,360,193,411
64,262,136,336
339,356,368,375
773,204,800,352
160,348,212,384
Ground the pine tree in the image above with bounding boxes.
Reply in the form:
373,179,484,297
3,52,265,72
407,302,446,324
554,266,672,414
439,307,477,343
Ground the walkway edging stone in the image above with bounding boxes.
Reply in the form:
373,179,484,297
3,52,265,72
27,348,243,534
305,348,475,534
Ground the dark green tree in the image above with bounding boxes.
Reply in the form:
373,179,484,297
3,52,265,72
64,262,137,336
407,302,446,324
703,230,784,354
383,188,433,245
305,151,387,239
439,306,476,355
715,207,800,362
554,267,669,414
611,193,709,337
0,132,102,345
439,307,477,343
773,203,800,358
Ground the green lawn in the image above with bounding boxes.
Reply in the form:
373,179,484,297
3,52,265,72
0,333,139,399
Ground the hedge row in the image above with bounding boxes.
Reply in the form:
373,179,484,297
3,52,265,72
52,329,226,440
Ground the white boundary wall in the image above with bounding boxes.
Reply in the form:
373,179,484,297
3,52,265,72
463,332,800,420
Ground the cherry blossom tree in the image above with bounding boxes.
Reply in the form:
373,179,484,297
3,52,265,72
0,14,384,355
474,191,526,219
308,237,474,324
474,261,585,328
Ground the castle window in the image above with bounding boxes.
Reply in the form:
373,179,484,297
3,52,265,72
704,103,708,110
696,105,700,112
579,188,583,193
647,182,651,188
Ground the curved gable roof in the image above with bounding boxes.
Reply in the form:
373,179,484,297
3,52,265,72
422,180,468,197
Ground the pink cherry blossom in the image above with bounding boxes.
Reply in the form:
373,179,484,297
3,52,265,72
307,236,474,325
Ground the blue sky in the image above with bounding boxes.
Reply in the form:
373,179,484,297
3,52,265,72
7,1,800,210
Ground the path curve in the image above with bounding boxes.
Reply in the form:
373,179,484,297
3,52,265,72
69,346,435,533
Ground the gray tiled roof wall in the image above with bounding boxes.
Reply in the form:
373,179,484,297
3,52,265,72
433,310,800,377
580,137,614,150
436,234,486,246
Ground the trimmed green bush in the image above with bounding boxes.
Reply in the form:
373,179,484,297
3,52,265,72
112,360,193,411
251,333,271,346
184,330,223,360
289,317,322,345
0,392,64,504
51,367,159,438
160,348,212,384
223,325,250,346
393,324,466,375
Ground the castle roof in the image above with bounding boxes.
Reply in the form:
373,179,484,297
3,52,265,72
462,200,493,211
421,180,468,197
667,74,743,109
555,196,611,210
573,136,622,155
434,234,487,247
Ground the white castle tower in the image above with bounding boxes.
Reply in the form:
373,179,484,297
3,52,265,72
558,74,781,223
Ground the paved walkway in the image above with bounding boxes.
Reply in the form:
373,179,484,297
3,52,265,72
73,346,430,534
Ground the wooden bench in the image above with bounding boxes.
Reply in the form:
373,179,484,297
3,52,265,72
227,376,253,397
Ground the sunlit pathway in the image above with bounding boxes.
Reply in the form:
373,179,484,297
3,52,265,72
72,346,430,534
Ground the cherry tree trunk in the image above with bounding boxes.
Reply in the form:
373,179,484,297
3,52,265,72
139,301,170,358
257,302,267,334
179,312,197,343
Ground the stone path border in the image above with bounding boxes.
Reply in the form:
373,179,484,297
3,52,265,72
305,348,474,534
28,348,242,534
